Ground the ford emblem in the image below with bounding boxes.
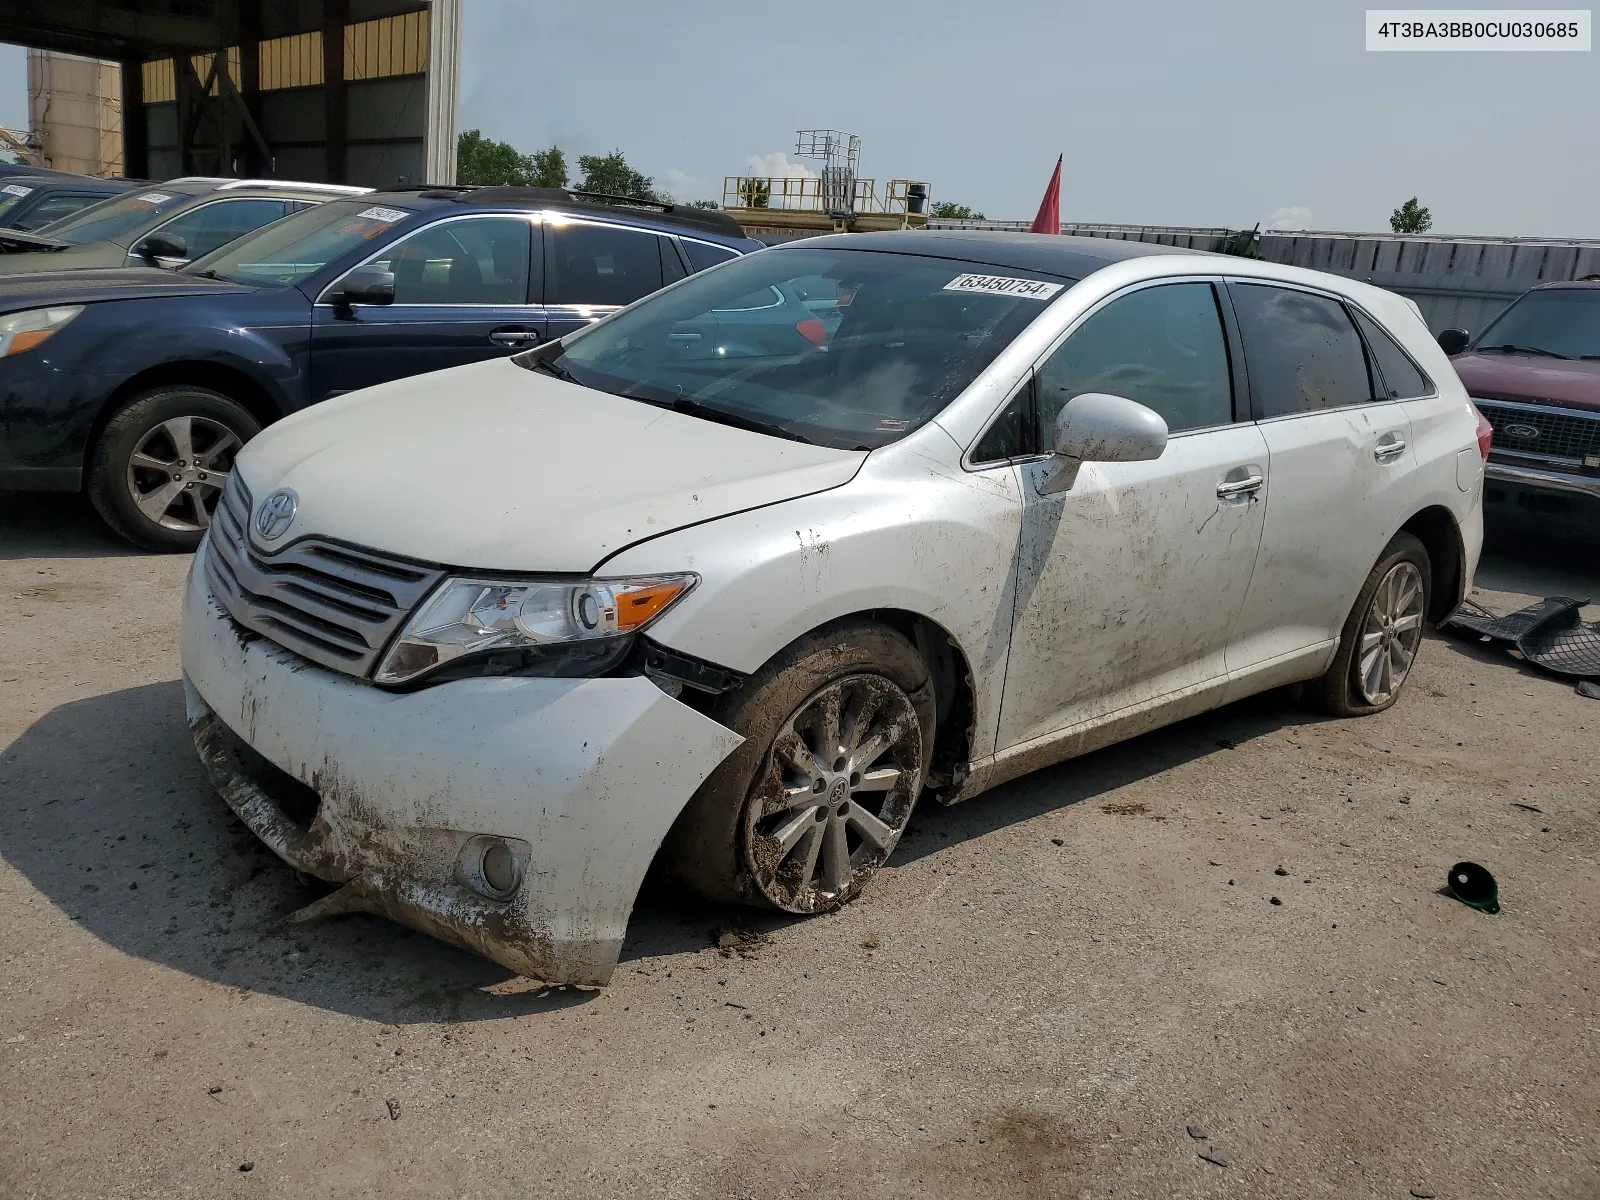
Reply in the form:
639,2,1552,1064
1503,423,1541,440
255,489,299,540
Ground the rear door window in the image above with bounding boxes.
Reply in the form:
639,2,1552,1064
681,239,740,273
1229,283,1375,417
548,223,664,306
1036,281,1235,438
1353,309,1433,399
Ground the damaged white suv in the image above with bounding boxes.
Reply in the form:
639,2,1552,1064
180,232,1485,984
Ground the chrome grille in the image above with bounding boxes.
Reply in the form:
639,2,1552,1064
205,476,446,678
1474,399,1600,468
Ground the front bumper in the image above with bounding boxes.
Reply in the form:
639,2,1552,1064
1485,460,1600,503
180,557,743,985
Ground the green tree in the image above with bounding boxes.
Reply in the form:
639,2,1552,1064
1390,197,1433,234
456,129,526,186
930,201,985,220
576,149,663,201
687,199,722,210
528,145,568,188
736,178,770,209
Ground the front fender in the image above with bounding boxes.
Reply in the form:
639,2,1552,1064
602,440,1025,762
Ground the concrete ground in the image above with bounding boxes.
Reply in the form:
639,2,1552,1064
1,496,1596,1200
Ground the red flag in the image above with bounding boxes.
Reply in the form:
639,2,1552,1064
1029,155,1062,234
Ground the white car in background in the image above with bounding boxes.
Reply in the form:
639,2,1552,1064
179,232,1486,985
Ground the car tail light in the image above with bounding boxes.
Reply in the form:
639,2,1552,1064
795,317,827,346
1471,402,1492,460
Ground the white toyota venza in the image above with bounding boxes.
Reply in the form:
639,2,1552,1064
180,232,1487,984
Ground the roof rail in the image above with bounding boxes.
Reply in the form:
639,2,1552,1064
213,179,372,194
462,185,749,240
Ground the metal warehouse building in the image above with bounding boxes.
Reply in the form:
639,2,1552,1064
1,0,461,187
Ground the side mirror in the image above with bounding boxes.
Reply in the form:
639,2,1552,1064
1039,392,1169,495
1437,328,1470,356
333,266,396,309
133,232,187,265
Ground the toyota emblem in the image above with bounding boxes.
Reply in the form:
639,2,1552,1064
1503,423,1541,440
254,489,299,540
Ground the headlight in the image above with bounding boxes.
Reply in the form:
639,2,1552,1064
0,305,83,357
374,573,697,686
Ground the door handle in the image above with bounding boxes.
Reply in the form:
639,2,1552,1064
1374,434,1407,462
1216,474,1264,498
489,328,540,347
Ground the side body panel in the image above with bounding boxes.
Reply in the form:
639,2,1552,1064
0,290,312,485
601,424,1026,767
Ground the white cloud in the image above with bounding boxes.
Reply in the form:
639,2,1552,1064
1264,205,1313,231
661,168,702,201
744,151,819,180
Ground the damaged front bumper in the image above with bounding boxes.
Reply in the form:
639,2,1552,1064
179,559,743,985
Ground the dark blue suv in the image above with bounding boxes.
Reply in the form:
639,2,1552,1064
0,186,759,549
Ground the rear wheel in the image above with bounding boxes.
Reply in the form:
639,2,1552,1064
660,622,935,913
88,386,260,552
1314,532,1431,716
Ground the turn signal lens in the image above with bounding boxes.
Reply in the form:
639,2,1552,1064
610,579,693,631
0,305,83,357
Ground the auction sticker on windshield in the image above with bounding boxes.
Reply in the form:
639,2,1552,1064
133,192,174,206
356,206,410,224
1,184,32,197
943,274,1064,300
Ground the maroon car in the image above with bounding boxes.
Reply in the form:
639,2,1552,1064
1441,281,1600,538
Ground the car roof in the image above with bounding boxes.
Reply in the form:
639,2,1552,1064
784,230,1213,278
352,185,755,245
2,174,140,190
157,178,373,200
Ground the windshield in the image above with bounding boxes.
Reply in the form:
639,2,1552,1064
528,247,1074,449
34,188,192,245
186,199,414,285
1472,288,1600,360
0,182,36,226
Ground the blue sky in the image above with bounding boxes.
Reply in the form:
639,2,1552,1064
5,0,1599,236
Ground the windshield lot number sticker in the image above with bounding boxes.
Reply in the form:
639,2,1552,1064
134,192,173,205
357,205,410,224
1,184,32,196
943,274,1063,300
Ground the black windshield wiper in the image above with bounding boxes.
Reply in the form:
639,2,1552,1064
659,396,813,445
521,353,578,384
1479,343,1570,359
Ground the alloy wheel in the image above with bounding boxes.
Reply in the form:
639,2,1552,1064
124,415,242,533
742,673,922,913
1356,560,1426,705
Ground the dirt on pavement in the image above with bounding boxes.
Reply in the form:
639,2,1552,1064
1,495,1597,1199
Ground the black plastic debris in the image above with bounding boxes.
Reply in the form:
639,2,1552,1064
1443,597,1600,680
1444,596,1586,644
1446,861,1500,914
1578,681,1600,700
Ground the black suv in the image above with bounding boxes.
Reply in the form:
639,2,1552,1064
0,186,760,549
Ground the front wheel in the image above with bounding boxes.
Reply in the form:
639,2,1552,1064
1314,532,1431,716
88,386,260,552
660,622,936,914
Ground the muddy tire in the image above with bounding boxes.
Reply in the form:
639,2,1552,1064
88,386,260,553
660,622,936,913
1313,532,1431,717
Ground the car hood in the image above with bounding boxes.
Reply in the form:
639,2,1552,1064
0,267,255,311
1453,352,1600,413
235,357,868,573
0,238,133,273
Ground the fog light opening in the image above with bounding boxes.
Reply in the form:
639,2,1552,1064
480,838,523,898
